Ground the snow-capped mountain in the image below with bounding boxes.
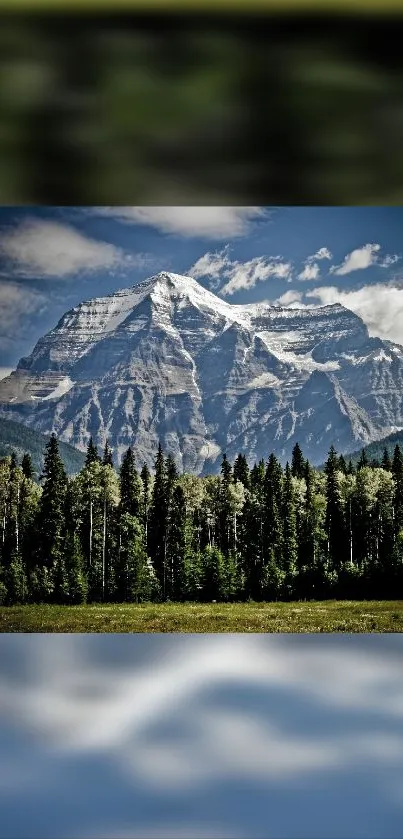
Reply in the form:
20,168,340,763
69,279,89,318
1,270,403,473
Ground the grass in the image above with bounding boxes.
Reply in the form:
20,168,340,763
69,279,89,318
1,600,403,632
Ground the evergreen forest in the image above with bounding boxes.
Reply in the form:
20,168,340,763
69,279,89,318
1,435,403,606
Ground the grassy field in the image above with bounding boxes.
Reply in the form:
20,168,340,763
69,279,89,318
1,600,403,632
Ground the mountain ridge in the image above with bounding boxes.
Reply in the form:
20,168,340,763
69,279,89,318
0,271,402,473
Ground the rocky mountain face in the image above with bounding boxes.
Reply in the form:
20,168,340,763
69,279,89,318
1,271,403,473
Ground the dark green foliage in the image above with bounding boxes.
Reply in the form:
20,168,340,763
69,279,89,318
21,453,34,481
382,448,392,471
233,453,250,489
148,443,168,595
291,443,305,479
85,437,100,467
35,434,68,600
2,433,403,606
325,445,348,571
119,447,140,518
357,449,368,471
348,431,403,469
0,417,85,476
102,440,114,467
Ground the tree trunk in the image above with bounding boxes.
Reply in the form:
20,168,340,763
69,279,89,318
102,496,107,601
89,499,93,566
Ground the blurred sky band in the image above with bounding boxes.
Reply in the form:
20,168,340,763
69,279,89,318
1,633,403,839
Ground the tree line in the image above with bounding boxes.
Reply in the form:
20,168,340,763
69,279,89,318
1,435,403,605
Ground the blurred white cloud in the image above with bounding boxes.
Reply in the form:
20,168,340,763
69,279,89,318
0,218,149,279
1,635,403,839
89,207,269,239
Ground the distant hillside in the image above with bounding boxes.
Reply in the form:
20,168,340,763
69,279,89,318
346,431,403,466
0,418,85,477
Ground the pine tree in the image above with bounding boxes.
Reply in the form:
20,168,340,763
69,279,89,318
381,447,392,471
140,462,151,542
357,449,368,471
291,443,305,479
233,453,250,489
338,454,347,475
148,443,168,595
119,447,141,518
102,440,114,467
262,453,283,598
347,459,355,475
166,484,188,600
217,454,233,556
392,444,403,539
21,453,34,481
117,512,159,603
324,445,348,572
35,434,68,600
85,437,100,467
281,462,298,597
62,483,87,604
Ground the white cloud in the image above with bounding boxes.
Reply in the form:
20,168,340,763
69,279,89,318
329,243,400,277
220,257,292,296
90,207,268,239
188,248,292,296
0,218,145,279
1,635,403,838
0,367,13,380
310,247,333,261
306,282,403,343
298,263,320,282
379,254,400,268
188,247,232,290
274,290,304,307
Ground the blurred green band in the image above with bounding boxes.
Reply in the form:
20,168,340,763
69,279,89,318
0,0,402,11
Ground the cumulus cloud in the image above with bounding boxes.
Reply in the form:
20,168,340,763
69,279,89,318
330,244,400,277
310,247,333,261
188,246,232,290
188,247,292,296
306,282,403,343
274,290,304,307
0,218,148,280
89,207,269,239
298,263,320,282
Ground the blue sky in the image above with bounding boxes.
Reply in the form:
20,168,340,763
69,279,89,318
1,634,403,839
0,206,402,375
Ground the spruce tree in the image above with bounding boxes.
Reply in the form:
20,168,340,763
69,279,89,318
35,434,68,600
324,445,348,572
166,484,188,600
102,440,114,467
119,447,141,518
149,443,168,595
261,454,284,599
281,462,298,597
357,449,368,471
21,453,34,481
381,447,392,471
140,462,151,542
291,443,305,479
392,444,403,539
233,453,250,489
85,437,100,466
217,454,233,556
